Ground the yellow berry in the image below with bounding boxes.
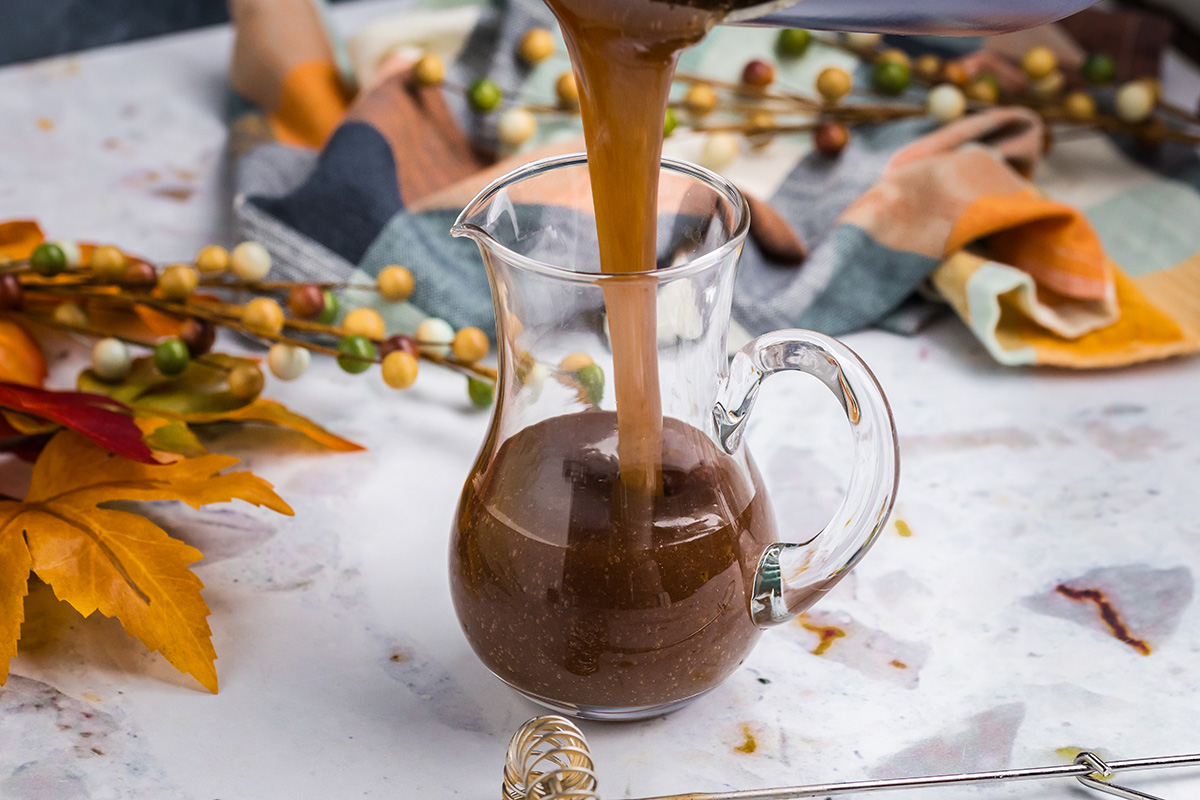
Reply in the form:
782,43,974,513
966,78,1000,104
90,245,127,280
242,297,285,336
746,110,776,150
877,48,911,69
343,307,386,340
1030,70,1066,100
230,241,271,281
52,302,88,328
451,327,489,362
556,71,579,109
228,363,265,401
377,265,415,302
414,54,445,87
844,32,882,51
558,352,594,372
517,28,556,65
381,351,419,390
684,83,719,116
1021,46,1058,80
195,244,229,274
915,54,942,81
158,263,199,300
1063,90,1097,122
816,67,853,102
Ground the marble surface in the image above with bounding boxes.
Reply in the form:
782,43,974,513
2,4,1200,799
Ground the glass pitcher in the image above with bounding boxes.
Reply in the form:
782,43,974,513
449,154,899,721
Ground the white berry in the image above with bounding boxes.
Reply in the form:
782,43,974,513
92,337,131,382
1115,81,1155,123
230,241,272,281
267,343,310,381
415,317,455,357
701,133,740,170
927,84,967,123
498,108,538,148
53,239,82,268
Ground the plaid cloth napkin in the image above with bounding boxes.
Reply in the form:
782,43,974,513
228,0,1200,368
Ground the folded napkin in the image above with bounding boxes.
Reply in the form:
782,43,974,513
228,0,1200,368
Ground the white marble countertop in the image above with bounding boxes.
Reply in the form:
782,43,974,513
2,3,1200,799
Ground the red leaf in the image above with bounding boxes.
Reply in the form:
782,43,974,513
0,382,156,464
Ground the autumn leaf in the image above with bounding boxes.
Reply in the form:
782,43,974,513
0,319,47,387
80,355,363,451
0,430,293,692
0,220,43,260
0,381,156,463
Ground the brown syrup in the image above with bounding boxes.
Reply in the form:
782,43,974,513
451,413,777,708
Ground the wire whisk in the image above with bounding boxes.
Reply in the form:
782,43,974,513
503,715,599,800
502,714,1200,800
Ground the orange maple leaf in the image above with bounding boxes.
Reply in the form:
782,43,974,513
0,430,293,692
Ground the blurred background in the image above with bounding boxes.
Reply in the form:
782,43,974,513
1,0,1198,67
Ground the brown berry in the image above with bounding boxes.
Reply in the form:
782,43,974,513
287,284,325,318
179,318,216,356
381,334,419,359
813,121,849,157
122,261,157,288
451,327,489,363
0,273,22,310
741,59,776,89
228,363,265,401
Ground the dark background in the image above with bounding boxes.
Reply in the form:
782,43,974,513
0,0,355,66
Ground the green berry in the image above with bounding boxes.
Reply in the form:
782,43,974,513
776,29,812,58
872,60,911,96
337,334,376,374
30,242,67,276
663,107,678,138
467,377,495,408
468,79,503,113
154,338,191,376
1082,52,1116,85
577,362,605,405
316,289,339,325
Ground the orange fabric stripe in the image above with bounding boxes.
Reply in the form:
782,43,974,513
267,60,351,150
1000,268,1194,367
948,190,1110,301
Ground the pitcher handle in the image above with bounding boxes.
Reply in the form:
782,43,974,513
713,330,900,628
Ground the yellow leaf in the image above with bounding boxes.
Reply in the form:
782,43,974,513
182,398,364,452
135,413,208,460
0,220,44,260
0,431,293,692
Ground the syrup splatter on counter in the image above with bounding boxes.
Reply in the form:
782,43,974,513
1,5,1199,799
